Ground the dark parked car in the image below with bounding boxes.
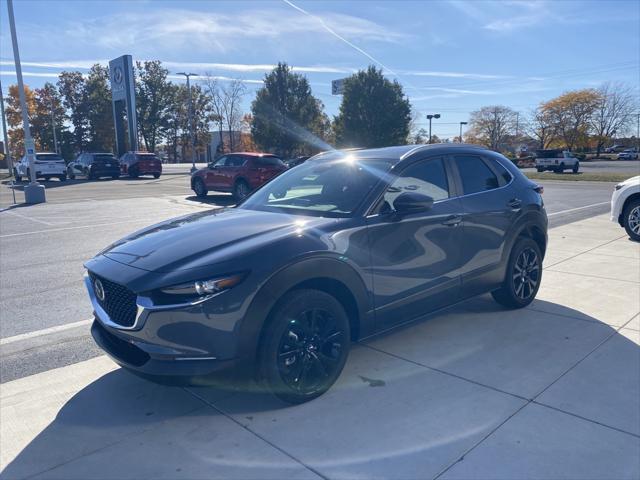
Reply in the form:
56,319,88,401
85,144,547,403
67,152,120,180
191,152,286,200
120,151,162,178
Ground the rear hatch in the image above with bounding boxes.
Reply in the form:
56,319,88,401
135,154,162,172
92,154,118,169
34,153,65,172
256,156,286,180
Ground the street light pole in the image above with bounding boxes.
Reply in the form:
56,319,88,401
0,79,12,177
426,113,441,144
177,72,198,173
50,99,59,154
7,0,45,203
459,121,468,143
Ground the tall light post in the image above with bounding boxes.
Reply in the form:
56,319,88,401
0,80,12,177
426,113,440,144
50,99,59,154
459,121,468,143
177,72,198,173
7,0,45,203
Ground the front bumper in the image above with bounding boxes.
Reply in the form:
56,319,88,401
84,270,244,383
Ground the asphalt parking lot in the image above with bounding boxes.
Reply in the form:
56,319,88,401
1,213,638,479
0,174,622,382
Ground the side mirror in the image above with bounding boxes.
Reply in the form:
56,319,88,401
393,192,434,215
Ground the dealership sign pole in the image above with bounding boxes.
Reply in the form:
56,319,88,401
7,0,45,203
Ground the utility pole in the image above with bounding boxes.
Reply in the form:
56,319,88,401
7,0,45,203
50,99,59,154
426,113,440,144
177,72,198,173
459,121,468,143
0,79,12,178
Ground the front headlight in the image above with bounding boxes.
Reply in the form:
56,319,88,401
160,273,246,297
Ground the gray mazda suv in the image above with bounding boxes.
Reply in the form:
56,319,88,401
85,144,547,403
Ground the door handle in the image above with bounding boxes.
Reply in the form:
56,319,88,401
508,198,522,209
441,214,462,226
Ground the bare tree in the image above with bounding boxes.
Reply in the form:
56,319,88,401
468,105,517,150
203,75,225,154
221,79,246,152
527,105,556,149
590,82,636,156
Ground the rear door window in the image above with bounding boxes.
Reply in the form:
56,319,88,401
453,155,500,195
487,157,513,185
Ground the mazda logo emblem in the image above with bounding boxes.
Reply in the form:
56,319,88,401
94,279,105,302
113,66,123,84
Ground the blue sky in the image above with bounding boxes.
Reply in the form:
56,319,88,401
1,0,639,139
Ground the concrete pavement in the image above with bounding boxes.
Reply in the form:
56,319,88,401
1,213,638,479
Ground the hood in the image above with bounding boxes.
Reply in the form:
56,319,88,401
621,175,640,186
100,207,333,273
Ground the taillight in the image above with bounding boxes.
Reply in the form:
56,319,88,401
533,184,544,195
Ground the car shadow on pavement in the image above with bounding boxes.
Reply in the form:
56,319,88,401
185,194,237,207
2,298,638,479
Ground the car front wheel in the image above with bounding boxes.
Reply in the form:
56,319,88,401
259,289,350,404
193,178,208,198
572,162,579,173
233,180,250,201
623,199,640,242
492,237,542,308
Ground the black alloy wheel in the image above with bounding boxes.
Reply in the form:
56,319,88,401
492,237,542,308
260,289,350,404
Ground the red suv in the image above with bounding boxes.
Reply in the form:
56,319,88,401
119,151,162,179
191,152,286,200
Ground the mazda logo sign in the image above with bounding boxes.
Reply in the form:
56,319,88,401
113,66,123,85
94,279,105,302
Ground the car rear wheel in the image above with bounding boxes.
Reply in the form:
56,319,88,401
492,237,542,308
233,180,250,201
623,199,640,242
13,169,22,182
59,173,67,182
44,176,51,181
536,167,544,173
193,178,208,198
153,173,160,179
128,166,139,178
259,289,350,404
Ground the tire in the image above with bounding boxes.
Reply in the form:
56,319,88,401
59,173,67,182
68,168,75,180
259,289,350,404
128,166,139,178
111,174,119,180
572,162,579,173
193,177,208,198
557,162,565,173
44,176,51,181
491,237,542,309
153,173,160,179
536,167,544,173
232,179,251,201
14,170,22,182
622,198,640,242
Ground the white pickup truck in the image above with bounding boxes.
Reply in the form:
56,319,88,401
535,149,580,174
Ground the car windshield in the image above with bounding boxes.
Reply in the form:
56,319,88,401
35,154,63,161
240,156,392,218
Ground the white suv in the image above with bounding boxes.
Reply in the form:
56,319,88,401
611,176,640,241
535,149,580,173
14,152,67,182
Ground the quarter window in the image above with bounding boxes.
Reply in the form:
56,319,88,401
488,158,513,184
454,155,500,194
380,158,449,212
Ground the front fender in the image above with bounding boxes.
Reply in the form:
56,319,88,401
235,256,372,374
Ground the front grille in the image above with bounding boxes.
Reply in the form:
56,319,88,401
89,273,137,327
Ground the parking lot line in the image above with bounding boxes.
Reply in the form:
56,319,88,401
2,209,54,226
0,319,92,346
547,201,610,216
0,219,149,238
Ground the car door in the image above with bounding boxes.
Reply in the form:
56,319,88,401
225,154,246,186
205,155,229,189
366,156,464,329
451,154,518,293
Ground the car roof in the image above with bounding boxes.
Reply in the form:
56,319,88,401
228,152,279,157
310,143,489,166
